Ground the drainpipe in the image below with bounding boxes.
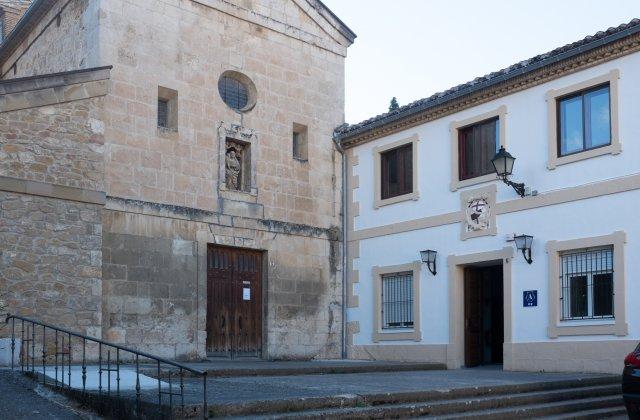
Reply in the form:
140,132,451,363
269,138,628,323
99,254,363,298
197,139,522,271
332,129,348,359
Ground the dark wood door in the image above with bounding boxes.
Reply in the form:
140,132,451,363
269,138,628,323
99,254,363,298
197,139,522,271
464,267,483,367
206,246,262,357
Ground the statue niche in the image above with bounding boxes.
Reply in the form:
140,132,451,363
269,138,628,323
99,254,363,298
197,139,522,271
224,140,250,192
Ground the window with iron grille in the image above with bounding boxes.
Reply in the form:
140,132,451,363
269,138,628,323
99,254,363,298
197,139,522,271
218,76,249,110
458,117,499,181
380,143,413,200
560,246,614,320
157,99,169,128
381,272,414,329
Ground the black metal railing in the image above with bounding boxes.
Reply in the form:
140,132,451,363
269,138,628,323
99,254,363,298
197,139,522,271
5,314,208,418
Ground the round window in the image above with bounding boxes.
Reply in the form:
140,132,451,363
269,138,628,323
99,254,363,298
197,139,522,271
218,71,257,112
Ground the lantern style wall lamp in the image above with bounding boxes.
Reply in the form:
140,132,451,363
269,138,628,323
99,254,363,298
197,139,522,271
420,249,437,275
513,234,533,264
491,146,527,197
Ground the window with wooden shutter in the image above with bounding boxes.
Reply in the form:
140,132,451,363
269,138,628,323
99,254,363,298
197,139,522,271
380,143,413,200
458,117,499,181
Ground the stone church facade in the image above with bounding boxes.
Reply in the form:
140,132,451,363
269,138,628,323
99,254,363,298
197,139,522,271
0,0,355,360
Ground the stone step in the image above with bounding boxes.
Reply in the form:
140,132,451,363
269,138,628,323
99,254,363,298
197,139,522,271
157,360,447,378
215,379,621,418
435,395,624,419
542,405,628,419
240,384,622,419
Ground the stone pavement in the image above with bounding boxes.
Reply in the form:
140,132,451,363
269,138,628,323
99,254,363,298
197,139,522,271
178,365,615,405
0,368,97,419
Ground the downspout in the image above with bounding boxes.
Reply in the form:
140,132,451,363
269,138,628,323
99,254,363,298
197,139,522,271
332,130,348,359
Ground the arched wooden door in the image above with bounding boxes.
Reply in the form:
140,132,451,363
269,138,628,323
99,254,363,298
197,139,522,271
206,245,263,357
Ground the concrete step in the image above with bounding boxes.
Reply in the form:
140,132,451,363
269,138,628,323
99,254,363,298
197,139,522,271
157,360,447,378
543,405,628,419
242,384,622,419
435,395,624,419
211,376,620,417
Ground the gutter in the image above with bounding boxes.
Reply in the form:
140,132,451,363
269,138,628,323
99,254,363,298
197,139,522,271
332,129,347,360
336,22,640,142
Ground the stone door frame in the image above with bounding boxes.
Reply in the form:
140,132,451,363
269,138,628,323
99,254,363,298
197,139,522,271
446,247,514,369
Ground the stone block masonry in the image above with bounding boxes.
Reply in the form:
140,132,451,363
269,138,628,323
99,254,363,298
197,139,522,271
0,191,103,337
0,67,108,350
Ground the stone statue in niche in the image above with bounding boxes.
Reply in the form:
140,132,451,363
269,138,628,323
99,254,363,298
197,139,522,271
225,146,242,190
465,196,491,232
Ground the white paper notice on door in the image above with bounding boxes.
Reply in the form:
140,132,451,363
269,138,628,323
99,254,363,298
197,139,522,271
243,287,251,301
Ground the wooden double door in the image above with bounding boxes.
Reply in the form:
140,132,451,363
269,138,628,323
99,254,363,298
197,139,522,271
464,264,504,367
206,245,263,357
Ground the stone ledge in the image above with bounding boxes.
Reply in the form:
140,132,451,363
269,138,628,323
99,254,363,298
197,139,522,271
0,67,111,113
0,66,112,95
0,175,106,205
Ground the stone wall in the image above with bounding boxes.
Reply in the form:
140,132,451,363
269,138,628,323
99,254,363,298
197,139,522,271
96,0,351,359
99,0,347,229
102,199,341,360
0,67,108,340
0,191,102,337
102,224,198,359
0,96,105,191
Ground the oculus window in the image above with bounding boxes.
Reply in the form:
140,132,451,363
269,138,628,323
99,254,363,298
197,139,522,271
380,143,413,200
557,84,611,157
458,117,499,181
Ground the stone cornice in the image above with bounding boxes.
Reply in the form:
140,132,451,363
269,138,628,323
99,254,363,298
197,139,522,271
0,66,111,112
340,32,640,149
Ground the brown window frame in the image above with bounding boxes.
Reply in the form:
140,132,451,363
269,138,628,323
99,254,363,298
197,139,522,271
457,117,499,182
380,143,413,201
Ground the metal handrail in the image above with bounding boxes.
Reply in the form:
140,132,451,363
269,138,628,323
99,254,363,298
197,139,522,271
5,313,208,418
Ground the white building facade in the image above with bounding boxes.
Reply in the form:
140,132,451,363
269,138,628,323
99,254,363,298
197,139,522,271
337,20,640,374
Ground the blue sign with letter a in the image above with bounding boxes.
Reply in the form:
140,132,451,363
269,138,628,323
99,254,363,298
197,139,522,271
523,290,537,307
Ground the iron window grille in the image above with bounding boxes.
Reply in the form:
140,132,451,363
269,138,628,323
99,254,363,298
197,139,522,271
157,99,169,128
560,246,614,321
381,272,414,329
218,76,249,110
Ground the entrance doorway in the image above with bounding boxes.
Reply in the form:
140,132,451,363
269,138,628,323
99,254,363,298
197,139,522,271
206,245,263,358
464,264,504,367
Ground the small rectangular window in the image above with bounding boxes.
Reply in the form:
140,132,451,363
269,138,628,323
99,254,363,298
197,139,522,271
381,272,413,329
557,84,611,157
380,143,412,200
292,123,308,161
560,246,614,320
458,117,499,181
157,86,178,131
157,99,169,128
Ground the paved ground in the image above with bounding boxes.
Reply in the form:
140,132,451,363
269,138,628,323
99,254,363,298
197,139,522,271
174,365,614,405
0,368,97,419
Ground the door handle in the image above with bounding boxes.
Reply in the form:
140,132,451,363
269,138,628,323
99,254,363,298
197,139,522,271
221,316,225,329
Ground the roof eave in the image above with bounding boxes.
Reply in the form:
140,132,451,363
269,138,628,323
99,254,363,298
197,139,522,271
0,0,60,68
337,22,640,143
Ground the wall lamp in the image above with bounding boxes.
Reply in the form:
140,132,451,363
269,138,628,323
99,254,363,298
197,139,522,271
513,234,533,264
420,249,437,275
491,146,527,197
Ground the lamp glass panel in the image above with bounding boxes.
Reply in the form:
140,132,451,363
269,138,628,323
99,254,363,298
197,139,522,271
514,235,526,250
